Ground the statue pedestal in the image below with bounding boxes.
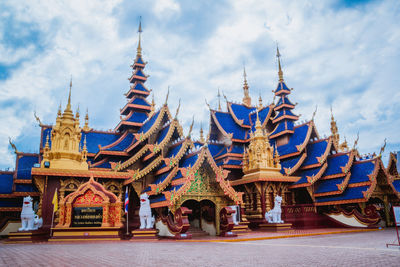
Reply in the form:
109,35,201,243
259,223,292,232
5,230,48,243
232,221,250,235
49,227,121,242
131,229,159,240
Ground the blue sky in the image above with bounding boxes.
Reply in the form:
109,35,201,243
0,0,399,169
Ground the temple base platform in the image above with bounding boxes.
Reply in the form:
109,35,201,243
259,223,292,232
4,230,48,243
49,227,121,242
130,229,159,240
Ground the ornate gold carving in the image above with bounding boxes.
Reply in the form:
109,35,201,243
242,66,251,107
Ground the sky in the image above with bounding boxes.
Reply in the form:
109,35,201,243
0,0,399,169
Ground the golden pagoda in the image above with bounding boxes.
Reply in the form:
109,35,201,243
41,80,88,170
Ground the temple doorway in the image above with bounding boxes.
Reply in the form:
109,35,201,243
182,199,216,235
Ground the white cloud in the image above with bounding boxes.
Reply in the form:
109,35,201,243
0,0,400,169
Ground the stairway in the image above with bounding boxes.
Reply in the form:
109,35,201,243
189,227,208,238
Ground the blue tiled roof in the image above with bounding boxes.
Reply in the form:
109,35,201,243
179,154,199,168
230,103,256,126
230,145,244,154
81,132,121,154
276,95,295,107
323,154,350,176
126,112,148,123
214,111,247,140
0,173,13,194
167,143,184,158
275,81,290,94
277,123,309,156
135,56,144,65
135,69,146,77
280,155,303,174
315,177,345,194
273,109,296,121
92,161,112,169
392,180,400,193
157,124,171,143
138,110,160,134
270,120,294,137
132,82,148,92
221,159,242,166
105,133,135,151
132,97,150,106
15,184,37,192
207,143,225,157
249,107,271,132
16,155,38,179
302,140,329,166
316,186,369,203
154,171,171,185
348,160,376,184
294,166,323,185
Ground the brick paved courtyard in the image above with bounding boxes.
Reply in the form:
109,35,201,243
1,229,400,267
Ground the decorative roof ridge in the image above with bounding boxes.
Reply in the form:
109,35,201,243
294,121,314,154
290,162,328,189
314,172,352,197
387,152,398,175
90,157,109,168
226,101,248,127
284,152,307,175
308,136,330,145
123,156,163,185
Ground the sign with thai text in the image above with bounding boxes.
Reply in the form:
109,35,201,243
72,207,103,227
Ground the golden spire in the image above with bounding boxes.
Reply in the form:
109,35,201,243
217,89,221,111
258,94,263,109
254,110,263,137
188,116,194,137
82,135,88,161
65,77,72,112
199,123,205,143
83,108,90,132
76,105,80,119
175,99,181,119
57,102,62,117
137,16,142,57
242,66,251,106
276,45,284,82
151,93,155,112
330,106,339,149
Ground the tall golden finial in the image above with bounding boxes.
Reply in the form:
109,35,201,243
258,94,263,109
57,102,62,117
276,44,284,82
82,135,88,161
175,99,181,119
66,76,72,112
8,137,18,154
242,65,251,106
199,123,205,143
137,16,142,57
217,89,222,111
330,106,340,149
353,132,359,150
312,105,318,121
379,138,387,157
83,108,90,132
188,116,194,137
164,86,169,105
76,105,80,119
151,93,155,112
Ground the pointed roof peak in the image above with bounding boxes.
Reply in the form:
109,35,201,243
242,65,251,106
276,44,284,82
65,76,73,113
137,16,143,57
217,88,222,111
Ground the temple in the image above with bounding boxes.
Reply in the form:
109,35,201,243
1,21,400,241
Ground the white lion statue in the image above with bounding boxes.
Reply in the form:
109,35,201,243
19,196,43,231
139,193,153,229
265,195,284,224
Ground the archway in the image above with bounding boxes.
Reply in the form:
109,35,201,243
181,199,216,235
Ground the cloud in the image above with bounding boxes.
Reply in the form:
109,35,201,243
0,0,399,168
